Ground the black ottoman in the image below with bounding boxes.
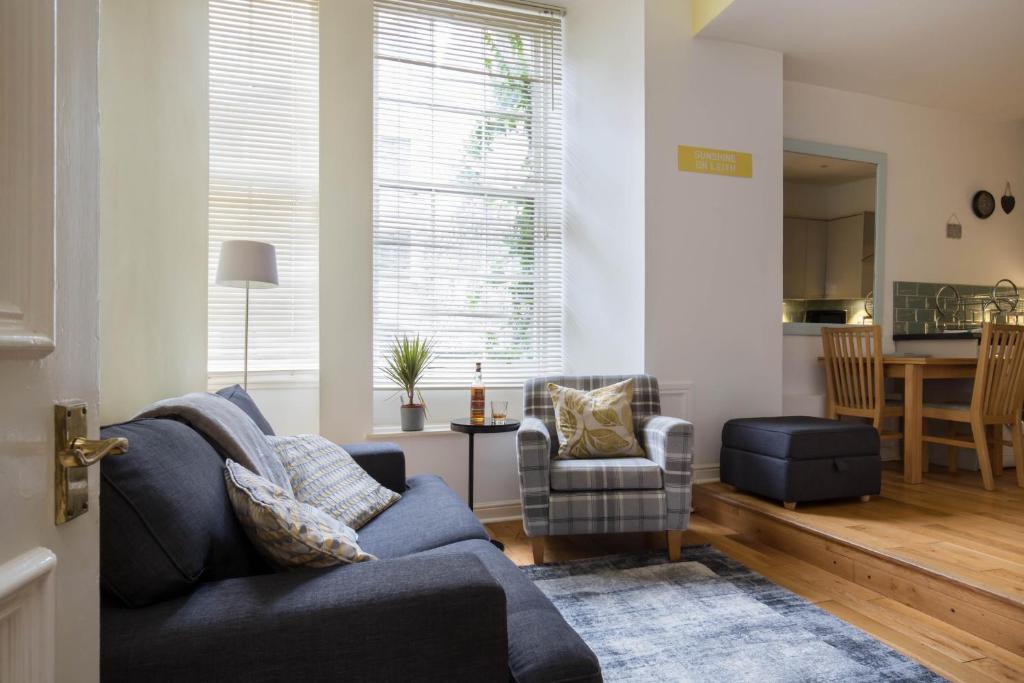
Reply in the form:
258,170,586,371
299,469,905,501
720,416,881,509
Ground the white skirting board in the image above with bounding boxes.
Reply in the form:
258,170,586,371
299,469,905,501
473,500,524,523
0,547,56,683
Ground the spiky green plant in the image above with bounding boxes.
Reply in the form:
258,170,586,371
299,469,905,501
381,334,436,406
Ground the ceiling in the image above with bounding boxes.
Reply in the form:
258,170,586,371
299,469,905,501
783,152,875,186
698,0,1024,121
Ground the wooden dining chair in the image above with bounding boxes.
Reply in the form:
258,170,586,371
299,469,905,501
921,323,1024,491
822,325,904,445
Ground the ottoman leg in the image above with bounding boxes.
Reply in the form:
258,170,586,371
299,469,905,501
783,501,797,511
860,495,871,503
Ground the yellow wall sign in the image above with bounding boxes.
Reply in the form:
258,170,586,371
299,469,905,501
678,145,752,178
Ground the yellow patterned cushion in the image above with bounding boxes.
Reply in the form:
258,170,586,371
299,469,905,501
270,435,400,530
548,379,645,459
223,460,375,568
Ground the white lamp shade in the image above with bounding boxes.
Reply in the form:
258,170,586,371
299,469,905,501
216,240,278,289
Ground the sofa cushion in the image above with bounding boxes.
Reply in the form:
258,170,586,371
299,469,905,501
216,384,276,435
135,392,292,493
550,457,662,491
339,441,407,493
270,434,400,529
721,416,879,461
223,460,375,568
100,419,265,607
419,539,603,683
357,475,489,559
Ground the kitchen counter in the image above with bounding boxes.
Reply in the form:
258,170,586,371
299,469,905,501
892,331,979,341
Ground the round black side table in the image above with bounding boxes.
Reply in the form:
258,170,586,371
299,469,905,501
451,418,520,551
450,418,520,510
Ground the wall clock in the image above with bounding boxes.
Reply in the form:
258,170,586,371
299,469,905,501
972,190,996,219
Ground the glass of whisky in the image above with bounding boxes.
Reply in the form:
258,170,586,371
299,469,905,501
490,401,508,424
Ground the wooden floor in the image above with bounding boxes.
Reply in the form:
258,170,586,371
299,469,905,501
487,466,1024,682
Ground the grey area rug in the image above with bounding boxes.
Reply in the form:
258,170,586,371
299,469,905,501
523,546,945,683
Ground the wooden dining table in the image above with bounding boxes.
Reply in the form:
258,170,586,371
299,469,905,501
824,356,978,484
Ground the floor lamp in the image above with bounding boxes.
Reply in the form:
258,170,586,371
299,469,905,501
215,240,278,390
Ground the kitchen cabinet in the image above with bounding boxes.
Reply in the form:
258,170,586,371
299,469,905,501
825,212,874,299
826,214,864,298
783,217,826,299
784,212,874,300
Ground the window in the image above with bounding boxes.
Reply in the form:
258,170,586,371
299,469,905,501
208,0,319,381
372,0,565,388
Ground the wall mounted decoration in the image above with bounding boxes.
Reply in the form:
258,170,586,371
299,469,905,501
678,145,752,178
1002,183,1015,214
946,213,962,239
972,190,996,219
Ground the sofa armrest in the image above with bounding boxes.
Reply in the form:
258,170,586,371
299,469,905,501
639,415,694,530
517,417,552,537
102,553,508,683
341,441,407,492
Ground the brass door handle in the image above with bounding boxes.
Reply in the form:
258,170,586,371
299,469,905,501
55,401,130,524
58,436,128,468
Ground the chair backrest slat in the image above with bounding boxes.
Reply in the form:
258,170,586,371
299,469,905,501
974,323,1024,419
822,325,885,413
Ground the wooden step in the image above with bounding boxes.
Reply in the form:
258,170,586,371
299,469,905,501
694,481,1024,657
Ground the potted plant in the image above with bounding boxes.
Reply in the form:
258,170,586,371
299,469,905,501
381,334,436,431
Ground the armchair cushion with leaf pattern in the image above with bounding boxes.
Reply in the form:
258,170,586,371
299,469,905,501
547,379,645,458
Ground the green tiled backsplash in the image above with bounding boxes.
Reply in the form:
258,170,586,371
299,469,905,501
893,280,1023,335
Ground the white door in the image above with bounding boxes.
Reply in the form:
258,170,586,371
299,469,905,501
0,1,102,681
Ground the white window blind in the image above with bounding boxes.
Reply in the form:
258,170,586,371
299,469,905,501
372,0,565,388
208,0,319,379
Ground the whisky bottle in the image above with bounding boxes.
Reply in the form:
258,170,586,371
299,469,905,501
470,362,485,424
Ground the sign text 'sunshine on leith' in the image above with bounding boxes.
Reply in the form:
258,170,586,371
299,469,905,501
677,145,753,178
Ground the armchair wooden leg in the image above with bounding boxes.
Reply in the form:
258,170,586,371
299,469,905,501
783,501,797,511
666,530,682,562
859,495,871,503
531,537,545,565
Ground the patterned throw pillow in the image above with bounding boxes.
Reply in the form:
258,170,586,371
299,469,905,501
548,379,645,459
223,460,375,568
269,434,400,530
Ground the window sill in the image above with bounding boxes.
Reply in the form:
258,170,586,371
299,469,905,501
366,424,459,439
373,384,526,391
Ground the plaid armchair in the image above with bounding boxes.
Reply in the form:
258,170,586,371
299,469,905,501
516,375,694,563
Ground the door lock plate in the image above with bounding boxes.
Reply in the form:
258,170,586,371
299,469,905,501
55,401,89,524
54,401,129,525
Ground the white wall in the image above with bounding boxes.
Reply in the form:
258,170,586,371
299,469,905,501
99,0,208,424
782,81,1024,423
561,0,646,375
319,0,374,445
644,0,785,480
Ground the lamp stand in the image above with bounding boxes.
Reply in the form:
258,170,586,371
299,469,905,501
243,281,250,390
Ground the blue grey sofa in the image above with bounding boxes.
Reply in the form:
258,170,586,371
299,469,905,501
99,386,601,683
